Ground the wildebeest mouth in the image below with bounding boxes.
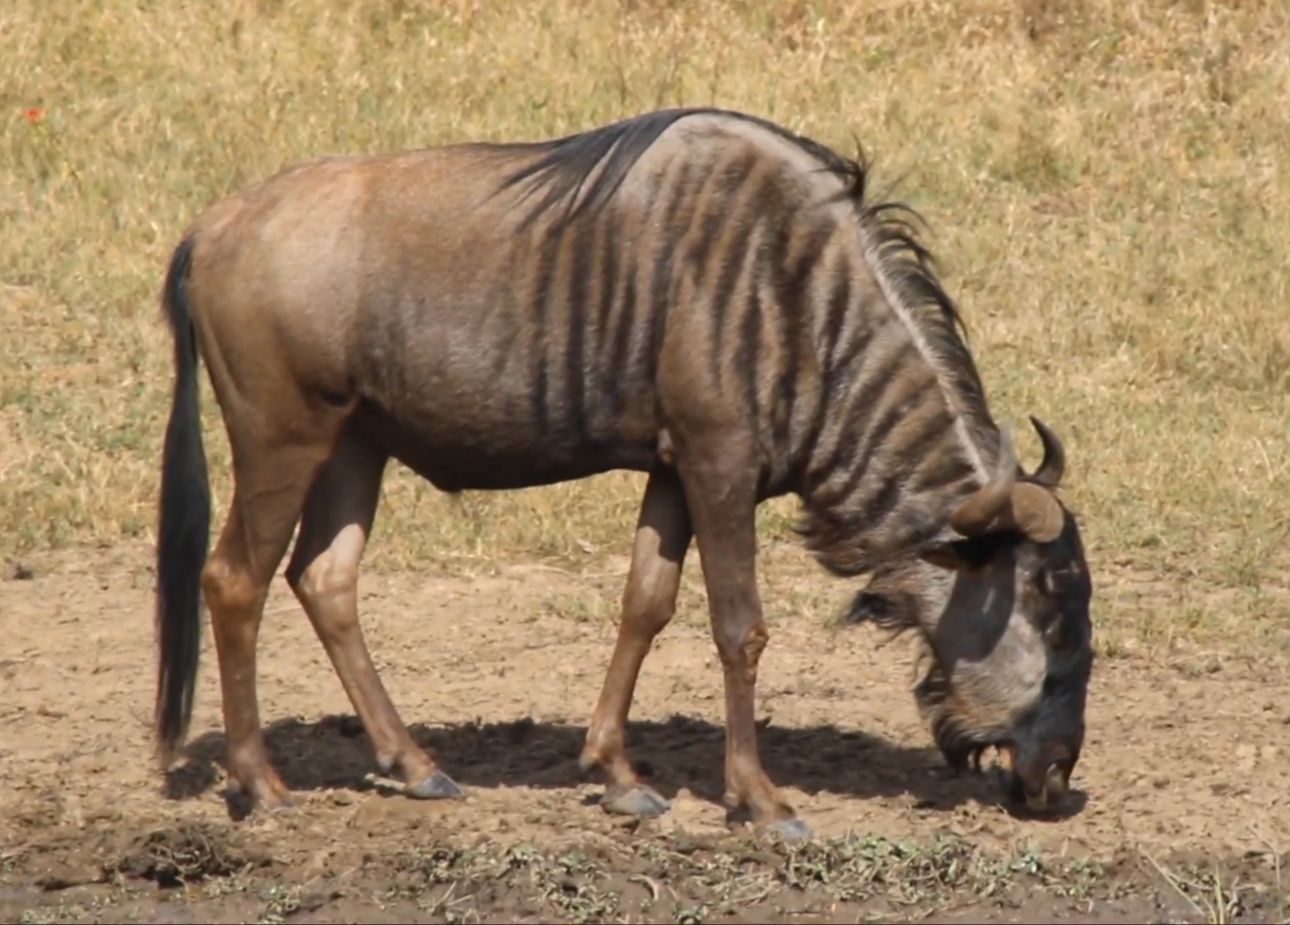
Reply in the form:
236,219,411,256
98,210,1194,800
953,740,1073,816
1011,760,1074,815
940,734,1008,775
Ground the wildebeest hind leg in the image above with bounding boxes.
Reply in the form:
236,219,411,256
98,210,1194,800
580,467,692,817
284,428,460,800
201,439,333,812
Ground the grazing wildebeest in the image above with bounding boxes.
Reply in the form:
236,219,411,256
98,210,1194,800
153,107,1093,839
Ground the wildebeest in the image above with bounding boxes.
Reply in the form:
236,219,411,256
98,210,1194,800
153,107,1094,839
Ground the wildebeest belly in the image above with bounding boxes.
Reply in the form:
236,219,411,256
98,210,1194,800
350,388,660,493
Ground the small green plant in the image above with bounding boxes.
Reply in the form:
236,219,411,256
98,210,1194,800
260,884,301,925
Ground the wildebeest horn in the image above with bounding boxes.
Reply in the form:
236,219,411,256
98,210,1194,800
949,427,1018,536
950,427,1065,543
1028,415,1065,489
1009,482,1064,543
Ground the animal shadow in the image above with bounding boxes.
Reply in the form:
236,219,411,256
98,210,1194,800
167,712,1086,822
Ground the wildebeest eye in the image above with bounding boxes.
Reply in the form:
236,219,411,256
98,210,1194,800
843,589,918,634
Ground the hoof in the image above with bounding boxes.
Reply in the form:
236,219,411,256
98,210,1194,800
602,784,670,818
766,817,812,842
406,770,464,800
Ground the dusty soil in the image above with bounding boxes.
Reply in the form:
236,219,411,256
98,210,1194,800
2,541,1287,923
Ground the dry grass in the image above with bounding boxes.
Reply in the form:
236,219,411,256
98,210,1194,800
3,0,1288,657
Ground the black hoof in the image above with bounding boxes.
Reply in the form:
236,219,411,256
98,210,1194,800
766,817,812,841
406,770,464,800
602,784,670,818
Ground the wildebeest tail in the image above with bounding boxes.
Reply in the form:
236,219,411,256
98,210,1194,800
154,233,211,764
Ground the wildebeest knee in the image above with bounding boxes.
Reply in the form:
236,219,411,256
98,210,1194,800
200,555,259,614
287,554,355,600
714,621,769,680
621,572,678,635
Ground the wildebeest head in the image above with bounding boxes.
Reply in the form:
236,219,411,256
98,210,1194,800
848,417,1093,814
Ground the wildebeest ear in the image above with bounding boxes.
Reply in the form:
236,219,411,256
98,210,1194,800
918,538,999,572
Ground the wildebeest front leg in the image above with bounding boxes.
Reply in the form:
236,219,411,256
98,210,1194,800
285,431,461,800
581,467,692,817
678,454,806,839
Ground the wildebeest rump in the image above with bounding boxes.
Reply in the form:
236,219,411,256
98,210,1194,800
153,108,1094,838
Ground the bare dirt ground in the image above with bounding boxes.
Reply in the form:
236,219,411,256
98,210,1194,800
3,541,1288,923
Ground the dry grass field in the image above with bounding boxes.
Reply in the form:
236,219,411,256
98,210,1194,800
3,1,1289,922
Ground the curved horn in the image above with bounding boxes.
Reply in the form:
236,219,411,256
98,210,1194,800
1010,482,1065,543
949,427,1018,536
1029,416,1066,489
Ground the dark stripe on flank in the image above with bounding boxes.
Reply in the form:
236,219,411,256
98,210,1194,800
533,353,550,434
639,170,694,384
708,196,766,384
608,257,638,419
595,203,620,362
529,226,563,433
737,270,764,430
490,279,521,377
563,214,593,441
585,205,621,435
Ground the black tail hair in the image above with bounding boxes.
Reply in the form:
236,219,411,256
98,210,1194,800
154,234,210,764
